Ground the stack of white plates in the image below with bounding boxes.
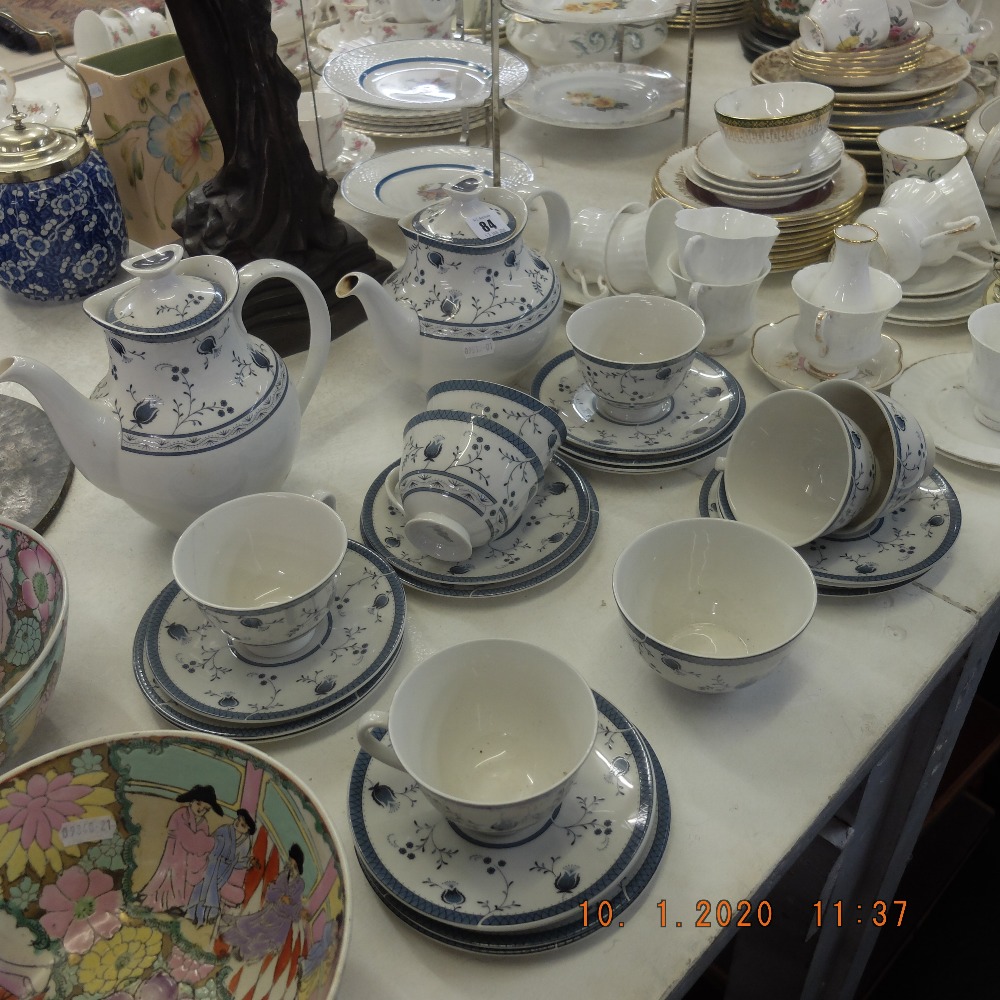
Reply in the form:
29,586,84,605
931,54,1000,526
360,454,600,597
888,249,996,327
669,0,747,29
350,690,671,954
531,350,745,474
132,542,406,741
685,129,844,211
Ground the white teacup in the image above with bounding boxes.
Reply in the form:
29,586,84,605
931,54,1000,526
604,200,686,295
720,389,877,548
800,0,909,51
811,380,935,537
172,491,348,661
565,295,705,424
74,9,132,59
397,408,545,562
121,5,169,40
297,90,347,171
967,302,1000,430
564,202,644,299
358,638,598,840
674,206,779,286
791,263,903,377
667,251,770,356
878,125,969,185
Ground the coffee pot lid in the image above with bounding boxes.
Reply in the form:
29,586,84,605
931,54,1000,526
0,108,89,184
108,244,225,331
408,173,517,246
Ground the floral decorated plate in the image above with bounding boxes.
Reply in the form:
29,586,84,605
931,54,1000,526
751,317,903,391
322,38,529,110
356,726,670,953
351,691,667,933
532,349,744,459
360,454,597,589
339,144,534,218
890,353,1000,470
143,541,405,725
0,732,350,999
506,61,685,128
699,467,961,589
501,0,678,25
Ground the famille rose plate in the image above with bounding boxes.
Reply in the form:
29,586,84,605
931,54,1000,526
142,541,405,726
0,732,350,1000
506,61,685,129
351,693,671,953
699,467,961,591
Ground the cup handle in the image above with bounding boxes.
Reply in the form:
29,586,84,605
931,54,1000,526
813,309,831,359
310,489,337,510
687,282,706,315
567,266,610,300
385,466,405,513
679,235,705,280
357,710,408,771
920,216,980,244
520,186,570,272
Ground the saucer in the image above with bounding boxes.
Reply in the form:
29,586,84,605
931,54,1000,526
531,350,744,460
351,692,670,949
750,316,904,391
360,454,600,594
699,467,961,590
330,127,376,181
142,541,406,725
133,602,401,741
899,251,994,299
887,275,993,327
694,129,844,190
683,158,837,211
890,353,1000,469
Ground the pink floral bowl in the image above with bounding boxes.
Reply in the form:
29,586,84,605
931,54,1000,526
0,731,351,999
1,517,67,769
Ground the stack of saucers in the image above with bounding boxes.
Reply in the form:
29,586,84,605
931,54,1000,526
360,453,599,596
349,690,671,953
132,540,406,741
668,0,747,29
886,248,997,327
698,466,961,597
530,349,745,474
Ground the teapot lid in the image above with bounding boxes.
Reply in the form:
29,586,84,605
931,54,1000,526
108,244,225,331
0,108,89,184
408,174,518,247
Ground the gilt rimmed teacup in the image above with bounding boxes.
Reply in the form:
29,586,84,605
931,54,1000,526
878,125,969,185
357,638,598,840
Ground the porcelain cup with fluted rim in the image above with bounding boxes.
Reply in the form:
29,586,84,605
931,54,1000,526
564,201,644,300
791,262,903,377
297,90,347,171
811,380,935,537
612,518,818,693
120,5,169,40
800,0,914,51
877,125,969,185
74,9,131,58
172,491,348,661
857,205,989,282
966,301,1000,430
714,82,835,178
565,294,705,425
666,251,770,356
674,206,779,285
718,389,877,548
357,637,599,839
424,379,567,467
398,408,545,563
604,200,682,295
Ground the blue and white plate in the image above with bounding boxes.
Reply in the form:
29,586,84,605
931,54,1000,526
699,467,961,591
360,454,599,594
351,692,669,943
142,541,406,724
532,350,744,461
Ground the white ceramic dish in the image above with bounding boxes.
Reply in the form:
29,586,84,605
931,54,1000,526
340,144,535,217
890,352,1000,469
887,275,994,326
506,61,685,129
501,0,678,25
750,316,903,391
899,248,994,297
143,541,405,725
683,158,837,211
323,38,530,109
694,128,844,189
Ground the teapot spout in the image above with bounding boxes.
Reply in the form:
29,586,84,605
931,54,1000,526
0,356,121,497
335,271,420,375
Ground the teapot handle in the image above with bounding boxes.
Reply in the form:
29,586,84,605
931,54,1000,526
234,260,332,414
520,187,570,272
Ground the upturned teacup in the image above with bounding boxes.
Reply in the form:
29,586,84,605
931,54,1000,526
719,389,877,548
397,408,545,562
811,380,935,536
674,206,779,285
172,491,348,661
357,638,598,839
565,295,705,424
604,199,685,295
564,202,645,299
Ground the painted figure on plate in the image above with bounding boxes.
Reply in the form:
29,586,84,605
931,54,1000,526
186,807,258,926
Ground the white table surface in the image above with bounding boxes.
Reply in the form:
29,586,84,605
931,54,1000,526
3,24,997,999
